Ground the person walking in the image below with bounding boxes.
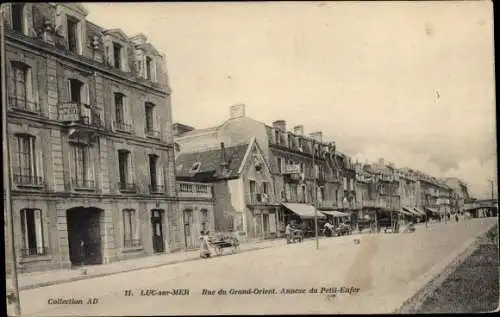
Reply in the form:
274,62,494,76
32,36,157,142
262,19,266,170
199,231,211,259
285,223,292,244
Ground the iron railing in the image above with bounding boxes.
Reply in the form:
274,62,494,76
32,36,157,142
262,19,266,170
145,128,160,138
115,121,134,133
9,97,42,114
13,174,44,187
72,179,96,189
20,246,48,257
149,184,165,194
119,182,137,192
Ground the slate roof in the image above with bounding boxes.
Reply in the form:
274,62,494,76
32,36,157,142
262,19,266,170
175,144,250,180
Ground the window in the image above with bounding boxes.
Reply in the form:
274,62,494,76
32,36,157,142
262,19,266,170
262,182,269,194
113,42,122,69
123,209,140,248
145,102,158,137
118,150,134,191
146,56,152,80
20,209,45,256
10,62,37,112
12,134,43,186
11,4,25,33
114,93,131,132
277,157,282,173
114,93,124,123
343,177,348,190
149,154,163,193
68,79,83,103
67,16,79,54
200,209,208,232
249,180,256,194
320,187,325,201
71,143,94,189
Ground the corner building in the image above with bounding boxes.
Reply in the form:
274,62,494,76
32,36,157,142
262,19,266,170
3,3,186,273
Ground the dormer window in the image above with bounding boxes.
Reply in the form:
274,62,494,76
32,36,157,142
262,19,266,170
11,3,25,34
191,162,201,173
113,43,122,69
146,56,152,80
67,16,79,54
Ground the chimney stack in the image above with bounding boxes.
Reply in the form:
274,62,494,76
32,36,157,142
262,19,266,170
230,104,246,119
272,120,286,131
309,131,323,142
293,125,304,135
220,142,228,167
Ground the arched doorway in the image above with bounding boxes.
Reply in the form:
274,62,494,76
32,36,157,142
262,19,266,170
66,207,103,266
151,209,165,253
183,209,195,249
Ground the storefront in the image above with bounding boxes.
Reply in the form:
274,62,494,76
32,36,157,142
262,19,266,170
281,203,327,237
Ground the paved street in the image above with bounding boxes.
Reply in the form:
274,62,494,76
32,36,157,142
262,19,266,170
9,218,497,316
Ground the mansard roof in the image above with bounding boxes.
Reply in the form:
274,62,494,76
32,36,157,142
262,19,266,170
103,28,130,42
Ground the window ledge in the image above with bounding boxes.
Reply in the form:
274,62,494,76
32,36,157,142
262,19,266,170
122,247,144,253
15,184,45,189
20,255,52,263
73,187,97,192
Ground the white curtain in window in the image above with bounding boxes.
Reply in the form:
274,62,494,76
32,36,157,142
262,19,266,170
34,209,44,253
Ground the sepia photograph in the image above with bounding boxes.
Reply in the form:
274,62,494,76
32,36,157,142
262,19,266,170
2,1,498,316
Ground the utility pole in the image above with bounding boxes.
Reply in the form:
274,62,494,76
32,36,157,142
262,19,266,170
312,140,319,250
1,5,22,316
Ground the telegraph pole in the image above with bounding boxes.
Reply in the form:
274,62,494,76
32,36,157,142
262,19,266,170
1,5,22,316
312,140,319,250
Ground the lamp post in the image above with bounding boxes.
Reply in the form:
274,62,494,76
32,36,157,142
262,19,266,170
312,140,319,250
1,5,22,316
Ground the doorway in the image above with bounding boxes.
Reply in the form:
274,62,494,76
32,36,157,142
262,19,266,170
66,207,103,267
183,209,195,249
151,209,165,253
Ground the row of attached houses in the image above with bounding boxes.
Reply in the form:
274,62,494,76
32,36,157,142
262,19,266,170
173,104,471,240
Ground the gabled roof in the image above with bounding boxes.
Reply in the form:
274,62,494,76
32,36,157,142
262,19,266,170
175,143,249,181
103,28,130,42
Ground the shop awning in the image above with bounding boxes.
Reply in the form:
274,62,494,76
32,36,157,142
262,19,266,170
320,210,350,218
281,203,327,220
414,208,426,216
424,207,438,214
399,208,415,216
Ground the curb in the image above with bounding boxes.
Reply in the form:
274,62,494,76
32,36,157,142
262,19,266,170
394,224,499,314
17,244,275,291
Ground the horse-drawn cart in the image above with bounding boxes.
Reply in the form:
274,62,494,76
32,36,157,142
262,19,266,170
209,234,240,256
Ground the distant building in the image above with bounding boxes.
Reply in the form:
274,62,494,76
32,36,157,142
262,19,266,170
445,177,471,214
175,138,279,241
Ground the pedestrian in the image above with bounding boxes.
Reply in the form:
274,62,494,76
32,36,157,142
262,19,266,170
455,213,459,222
199,231,211,259
285,223,292,244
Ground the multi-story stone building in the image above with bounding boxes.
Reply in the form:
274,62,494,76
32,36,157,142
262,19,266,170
445,177,471,214
3,3,211,273
174,104,352,237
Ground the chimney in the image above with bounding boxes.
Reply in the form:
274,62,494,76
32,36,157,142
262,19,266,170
272,120,286,131
309,131,323,142
230,104,246,119
293,125,304,135
220,142,229,167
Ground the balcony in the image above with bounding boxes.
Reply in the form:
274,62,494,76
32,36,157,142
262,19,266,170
145,128,161,139
177,182,212,199
72,179,96,190
115,121,134,133
13,174,44,188
9,97,43,115
58,102,103,129
247,192,277,206
118,181,137,193
20,246,48,257
149,183,165,194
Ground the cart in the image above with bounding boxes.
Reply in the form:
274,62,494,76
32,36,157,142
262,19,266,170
209,235,240,256
287,229,304,244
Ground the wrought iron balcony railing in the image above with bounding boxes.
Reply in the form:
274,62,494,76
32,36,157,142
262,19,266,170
20,246,48,257
58,102,103,129
119,181,137,192
13,174,44,187
115,121,134,133
123,239,142,249
150,184,165,194
72,179,96,190
145,128,160,138
9,97,43,114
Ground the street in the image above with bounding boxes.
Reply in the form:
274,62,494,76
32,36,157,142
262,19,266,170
11,218,498,316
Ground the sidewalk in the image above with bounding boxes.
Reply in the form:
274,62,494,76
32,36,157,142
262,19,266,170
7,238,287,291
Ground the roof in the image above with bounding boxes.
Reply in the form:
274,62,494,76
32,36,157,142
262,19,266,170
320,210,350,218
175,144,249,180
282,203,327,219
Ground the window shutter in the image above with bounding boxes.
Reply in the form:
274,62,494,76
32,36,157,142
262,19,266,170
10,135,20,177
34,210,44,253
152,58,157,82
133,210,140,241
153,107,160,133
124,96,131,125
104,39,114,67
35,138,44,181
156,159,164,187
128,152,135,183
67,80,72,102
87,146,94,183
25,67,34,104
22,210,29,250
83,83,90,105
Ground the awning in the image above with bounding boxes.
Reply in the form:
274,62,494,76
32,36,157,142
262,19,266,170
281,203,327,220
399,208,415,216
424,207,438,214
414,208,426,216
320,210,350,218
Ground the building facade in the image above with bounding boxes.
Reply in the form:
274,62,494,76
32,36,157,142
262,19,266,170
3,3,208,273
445,177,471,214
175,138,279,241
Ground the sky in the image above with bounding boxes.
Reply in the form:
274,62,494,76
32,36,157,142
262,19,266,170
85,1,496,199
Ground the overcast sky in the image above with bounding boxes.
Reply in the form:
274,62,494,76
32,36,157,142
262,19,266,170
85,1,496,199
